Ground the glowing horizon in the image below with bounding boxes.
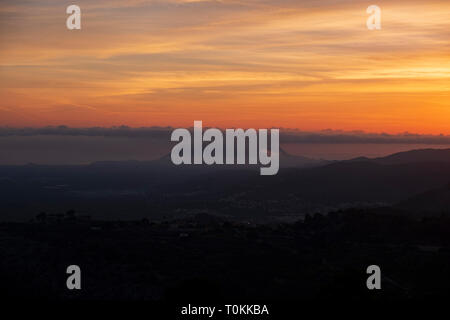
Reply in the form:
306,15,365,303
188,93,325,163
0,0,449,134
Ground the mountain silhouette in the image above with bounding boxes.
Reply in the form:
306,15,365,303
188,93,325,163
347,148,450,165
1,147,450,221
145,147,327,169
395,182,450,215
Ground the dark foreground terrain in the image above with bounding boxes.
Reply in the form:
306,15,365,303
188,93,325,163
1,208,449,301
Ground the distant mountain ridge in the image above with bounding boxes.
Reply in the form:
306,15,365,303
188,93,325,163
395,182,450,214
1,147,450,221
347,148,450,165
88,147,328,169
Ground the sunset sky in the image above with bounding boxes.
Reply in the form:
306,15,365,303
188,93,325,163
0,0,449,133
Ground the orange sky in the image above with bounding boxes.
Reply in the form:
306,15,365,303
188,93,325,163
0,0,449,133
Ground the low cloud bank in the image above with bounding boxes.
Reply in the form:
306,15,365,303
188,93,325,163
1,126,450,145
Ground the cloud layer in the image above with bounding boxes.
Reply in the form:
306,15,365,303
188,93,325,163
1,126,450,145
0,0,449,133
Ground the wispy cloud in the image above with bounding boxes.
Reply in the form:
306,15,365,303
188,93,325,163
0,0,449,132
